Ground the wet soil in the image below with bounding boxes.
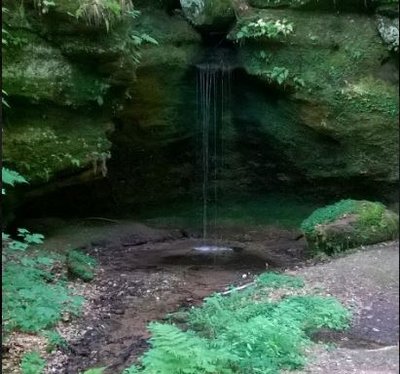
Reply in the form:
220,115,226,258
40,220,308,373
31,220,398,374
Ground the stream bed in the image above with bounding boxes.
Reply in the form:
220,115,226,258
38,219,307,373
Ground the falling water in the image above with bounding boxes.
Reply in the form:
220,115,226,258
196,61,232,242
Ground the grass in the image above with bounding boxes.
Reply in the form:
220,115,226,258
124,272,351,373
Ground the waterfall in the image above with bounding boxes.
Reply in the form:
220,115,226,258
197,62,232,242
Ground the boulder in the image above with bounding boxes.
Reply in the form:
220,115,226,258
301,200,399,255
180,0,235,30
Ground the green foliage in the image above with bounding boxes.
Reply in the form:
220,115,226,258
230,18,294,42
20,352,46,374
255,272,305,288
3,258,84,333
265,66,289,85
67,250,97,282
43,330,68,352
133,323,237,373
76,0,136,31
3,228,44,251
2,167,28,194
125,273,350,373
2,89,10,108
33,0,56,14
357,202,385,228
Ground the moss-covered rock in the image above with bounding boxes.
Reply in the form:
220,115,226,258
67,250,96,282
301,200,399,255
2,0,140,185
248,0,398,12
232,9,399,182
2,30,110,107
180,0,235,30
3,103,112,184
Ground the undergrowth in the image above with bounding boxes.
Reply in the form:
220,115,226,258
2,167,97,371
20,351,46,374
124,272,351,373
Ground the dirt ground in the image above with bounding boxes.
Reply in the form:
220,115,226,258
285,241,399,374
3,219,399,374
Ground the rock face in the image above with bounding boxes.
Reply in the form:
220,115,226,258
180,0,235,30
229,7,399,185
2,0,399,215
2,0,137,185
301,200,399,255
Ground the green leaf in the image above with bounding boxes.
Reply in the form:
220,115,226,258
141,33,158,45
2,167,28,187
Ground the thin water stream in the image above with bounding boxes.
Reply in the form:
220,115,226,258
197,62,232,243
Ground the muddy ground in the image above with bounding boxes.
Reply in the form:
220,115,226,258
35,219,308,373
3,219,399,374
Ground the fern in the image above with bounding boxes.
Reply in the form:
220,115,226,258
2,259,84,333
2,167,28,194
20,352,46,374
43,330,68,352
125,273,351,373
138,323,237,373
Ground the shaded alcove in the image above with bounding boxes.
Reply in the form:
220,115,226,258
10,42,398,228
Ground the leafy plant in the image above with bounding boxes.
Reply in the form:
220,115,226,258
231,17,294,42
20,352,46,374
265,66,290,85
124,273,351,373
3,259,84,333
255,272,305,288
2,167,28,194
129,323,238,373
76,0,136,31
3,228,44,252
43,330,68,352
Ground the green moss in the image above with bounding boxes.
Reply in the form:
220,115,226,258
181,0,234,29
301,200,399,255
249,0,396,10
3,103,111,184
235,9,399,182
67,250,96,282
301,200,358,234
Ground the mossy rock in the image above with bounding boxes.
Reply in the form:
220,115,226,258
67,250,96,282
180,0,235,30
248,0,397,11
301,200,399,255
233,9,399,182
